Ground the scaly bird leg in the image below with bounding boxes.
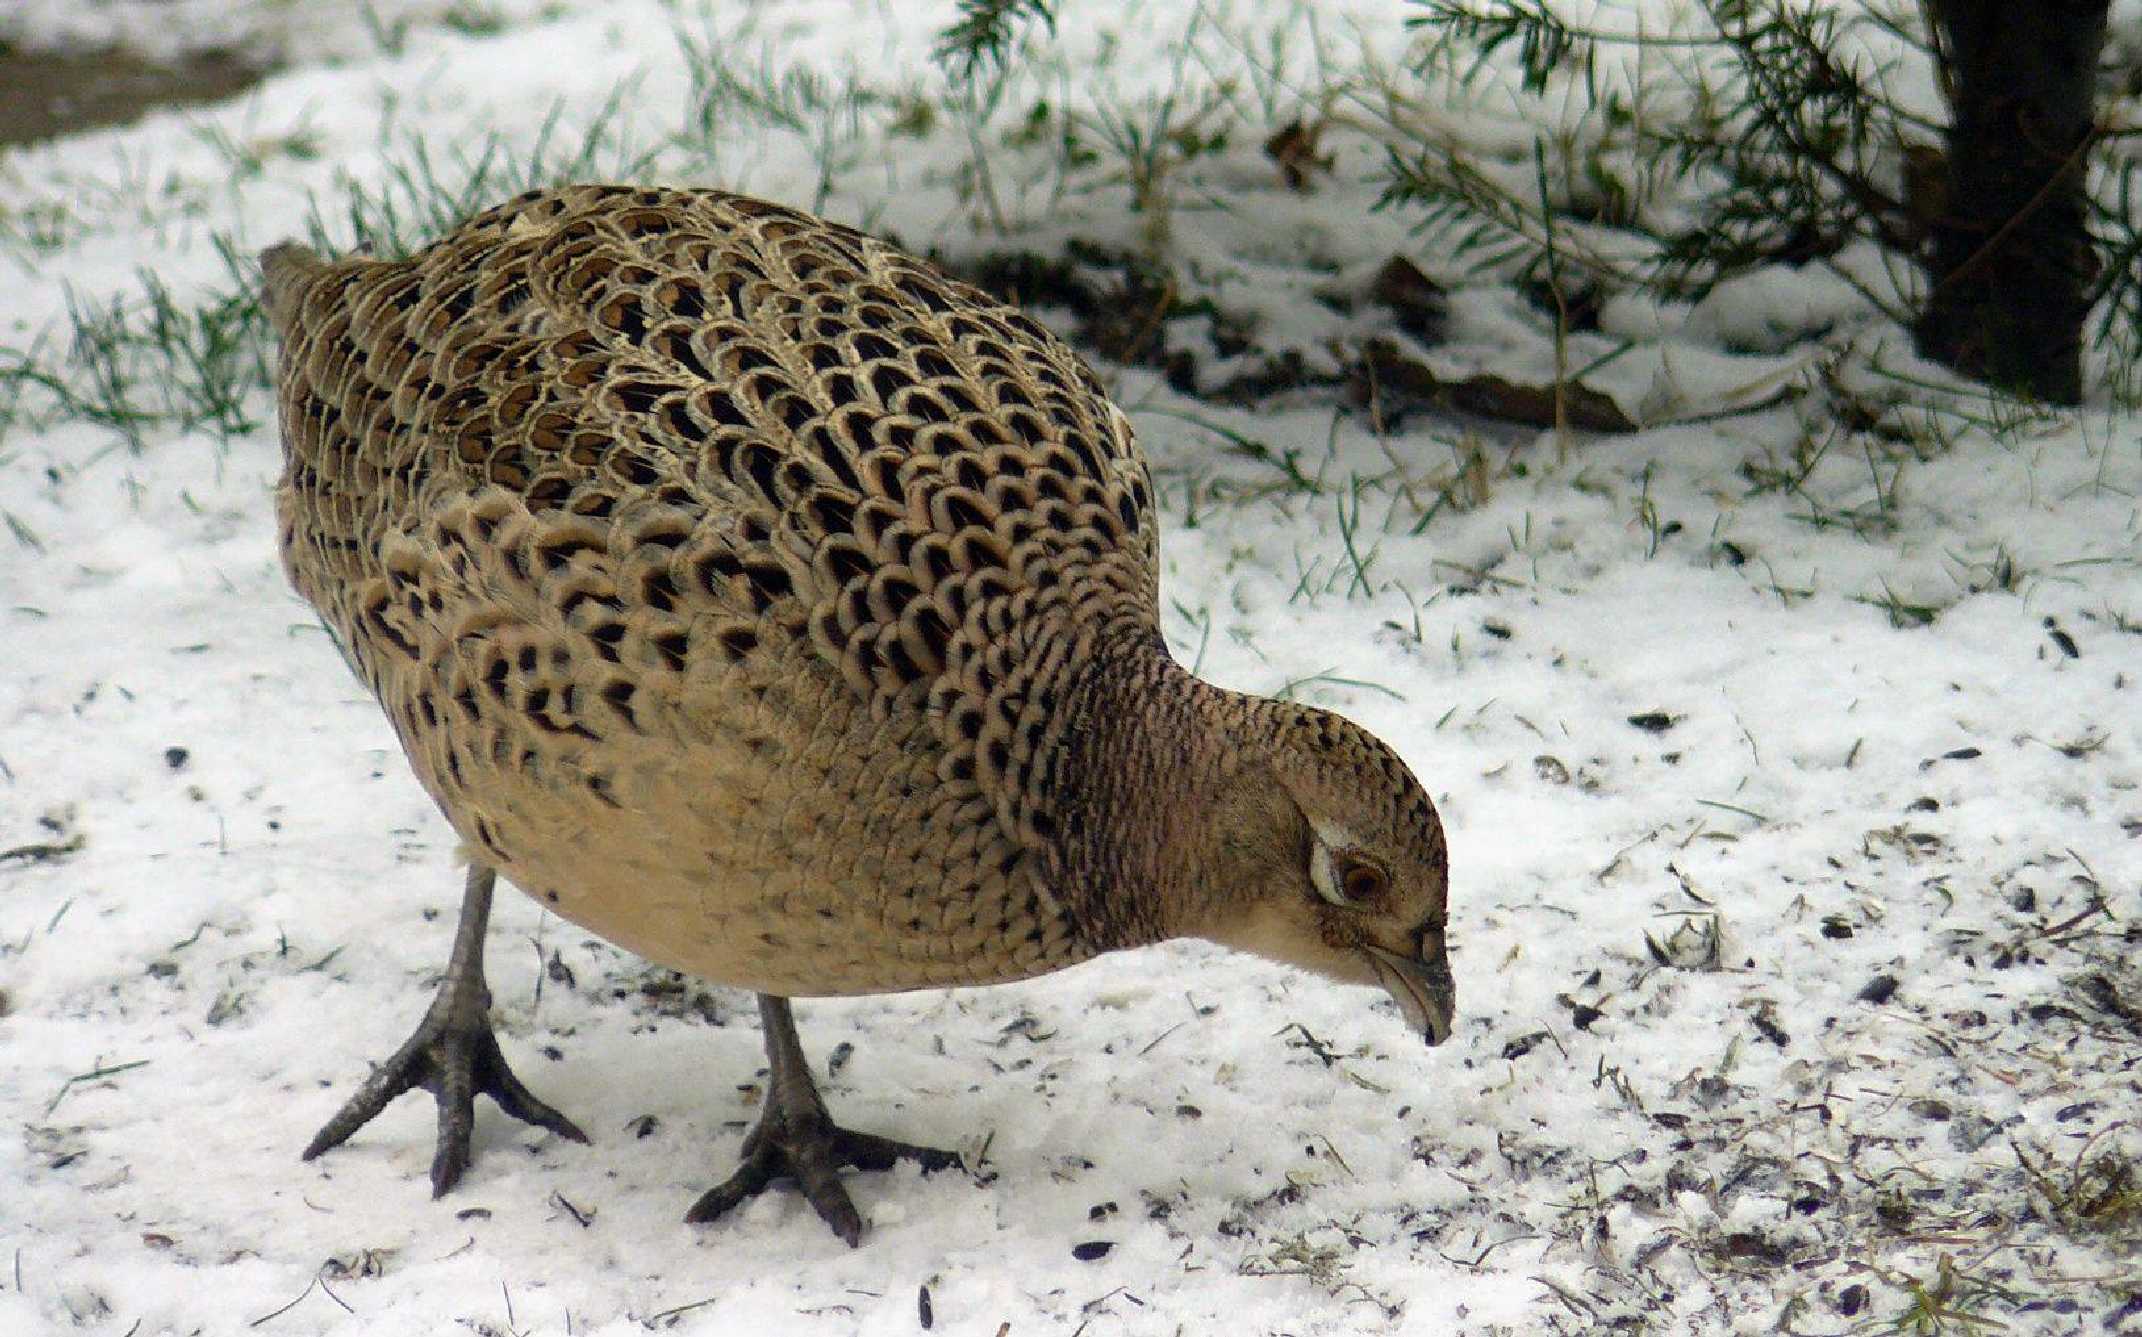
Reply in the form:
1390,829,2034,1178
685,994,961,1246
303,863,589,1195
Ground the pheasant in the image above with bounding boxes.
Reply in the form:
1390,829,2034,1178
262,184,1454,1246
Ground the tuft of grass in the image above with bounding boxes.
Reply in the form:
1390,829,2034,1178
440,1,509,38
0,199,78,266
135,267,268,440
1,77,664,456
1072,18,1238,252
1291,482,1399,607
1872,1253,2019,1334
356,0,416,56
673,10,888,212
0,264,270,455
188,116,324,182
1853,582,1943,629
1145,406,1328,498
43,1058,152,1117
1943,541,2026,596
2014,1133,2142,1237
1330,478,1379,598
1167,598,1214,677
308,83,658,260
1276,670,1404,704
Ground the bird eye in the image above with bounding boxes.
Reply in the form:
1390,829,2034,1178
1338,859,1388,906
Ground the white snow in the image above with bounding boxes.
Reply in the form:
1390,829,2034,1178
2,1,2139,1334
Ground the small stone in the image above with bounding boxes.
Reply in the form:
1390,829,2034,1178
1500,1031,1547,1061
1072,1240,1113,1261
1858,975,1899,1005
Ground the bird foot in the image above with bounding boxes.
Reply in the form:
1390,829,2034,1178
303,997,589,1197
685,1102,961,1246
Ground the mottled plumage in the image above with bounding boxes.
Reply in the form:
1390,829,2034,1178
265,184,1454,1244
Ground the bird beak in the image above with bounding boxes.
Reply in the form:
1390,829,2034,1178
1364,943,1455,1046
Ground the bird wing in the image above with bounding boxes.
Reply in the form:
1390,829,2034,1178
271,184,1161,858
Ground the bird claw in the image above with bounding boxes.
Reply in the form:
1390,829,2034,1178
303,1003,589,1196
684,1109,961,1247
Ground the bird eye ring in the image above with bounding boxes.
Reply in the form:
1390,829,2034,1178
1338,859,1388,906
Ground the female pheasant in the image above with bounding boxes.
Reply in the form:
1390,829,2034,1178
263,184,1454,1246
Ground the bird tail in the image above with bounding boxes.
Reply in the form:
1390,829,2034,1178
258,241,325,335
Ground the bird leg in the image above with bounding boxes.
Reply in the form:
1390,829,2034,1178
303,863,589,1195
685,994,962,1246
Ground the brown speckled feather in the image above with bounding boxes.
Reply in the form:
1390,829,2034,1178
270,185,1163,994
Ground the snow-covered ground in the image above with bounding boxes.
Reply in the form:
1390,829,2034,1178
2,1,2139,1333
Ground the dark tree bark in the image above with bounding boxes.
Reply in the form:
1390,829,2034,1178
1914,0,2109,404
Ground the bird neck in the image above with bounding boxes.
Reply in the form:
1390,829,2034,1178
1043,624,1281,952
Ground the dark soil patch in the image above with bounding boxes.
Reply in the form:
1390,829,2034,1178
0,41,268,148
941,240,1641,433
940,240,1342,406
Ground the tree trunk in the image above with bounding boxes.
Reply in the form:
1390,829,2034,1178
1914,0,2108,404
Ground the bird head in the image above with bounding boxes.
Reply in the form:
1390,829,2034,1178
1194,702,1455,1045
